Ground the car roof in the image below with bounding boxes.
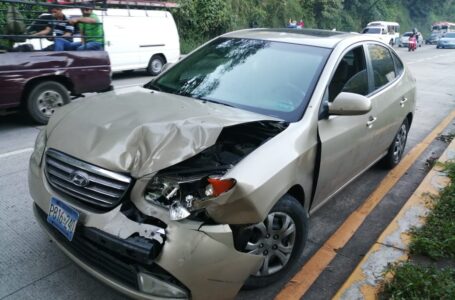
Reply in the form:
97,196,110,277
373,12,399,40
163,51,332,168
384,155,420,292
222,28,366,49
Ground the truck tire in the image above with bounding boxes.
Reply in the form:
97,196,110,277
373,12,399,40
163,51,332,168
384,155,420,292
26,81,70,125
147,55,165,76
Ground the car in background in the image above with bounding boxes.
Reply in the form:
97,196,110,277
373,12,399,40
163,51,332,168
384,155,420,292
426,32,441,44
361,21,400,46
0,44,112,125
30,29,416,299
27,7,180,76
437,32,455,49
398,31,423,48
1,1,112,124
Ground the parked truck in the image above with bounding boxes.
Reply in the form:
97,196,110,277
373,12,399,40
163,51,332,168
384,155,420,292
0,0,112,124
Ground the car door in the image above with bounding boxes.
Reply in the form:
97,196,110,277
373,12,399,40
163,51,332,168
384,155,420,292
364,43,409,161
312,44,378,209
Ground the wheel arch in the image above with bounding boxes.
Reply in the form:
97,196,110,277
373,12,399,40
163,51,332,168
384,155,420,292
150,53,167,64
21,76,73,105
286,184,307,211
406,112,413,127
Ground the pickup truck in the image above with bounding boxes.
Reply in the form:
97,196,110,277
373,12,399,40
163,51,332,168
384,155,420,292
0,50,112,124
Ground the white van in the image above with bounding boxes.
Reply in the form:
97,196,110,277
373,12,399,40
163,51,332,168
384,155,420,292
361,21,400,46
27,8,180,75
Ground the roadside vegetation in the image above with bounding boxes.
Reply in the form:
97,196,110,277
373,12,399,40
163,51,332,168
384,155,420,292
410,162,455,260
2,1,455,53
381,263,455,299
171,0,455,53
380,161,455,299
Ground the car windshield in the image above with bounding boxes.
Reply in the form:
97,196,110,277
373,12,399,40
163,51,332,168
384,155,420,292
444,33,455,38
403,32,412,37
362,27,381,34
146,37,331,122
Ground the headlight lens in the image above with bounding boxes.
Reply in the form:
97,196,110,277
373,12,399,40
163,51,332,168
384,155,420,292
144,175,236,221
31,128,47,166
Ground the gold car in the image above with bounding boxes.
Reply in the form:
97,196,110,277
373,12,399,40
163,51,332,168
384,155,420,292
29,28,415,299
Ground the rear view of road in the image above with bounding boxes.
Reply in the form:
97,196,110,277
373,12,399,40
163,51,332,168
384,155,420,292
0,45,454,300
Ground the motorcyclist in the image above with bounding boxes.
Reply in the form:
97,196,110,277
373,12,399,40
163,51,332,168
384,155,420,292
408,28,418,51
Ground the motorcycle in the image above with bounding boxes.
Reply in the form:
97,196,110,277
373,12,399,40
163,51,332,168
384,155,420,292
408,35,417,51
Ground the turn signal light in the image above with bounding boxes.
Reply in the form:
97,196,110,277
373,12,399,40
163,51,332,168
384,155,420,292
205,178,236,197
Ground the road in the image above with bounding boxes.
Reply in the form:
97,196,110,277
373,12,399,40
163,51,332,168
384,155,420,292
0,45,455,300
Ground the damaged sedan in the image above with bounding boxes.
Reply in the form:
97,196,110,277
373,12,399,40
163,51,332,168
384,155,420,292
29,29,416,299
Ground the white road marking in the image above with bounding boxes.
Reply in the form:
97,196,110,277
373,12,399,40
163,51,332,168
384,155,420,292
407,52,454,64
0,148,34,159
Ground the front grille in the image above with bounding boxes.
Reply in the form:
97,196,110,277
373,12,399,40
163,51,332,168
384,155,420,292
45,149,132,209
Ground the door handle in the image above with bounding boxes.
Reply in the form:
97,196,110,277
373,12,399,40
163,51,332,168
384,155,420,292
366,116,377,128
400,97,408,107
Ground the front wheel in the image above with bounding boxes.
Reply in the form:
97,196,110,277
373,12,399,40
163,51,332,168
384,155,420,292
242,194,308,289
147,55,165,76
26,81,70,125
380,119,409,169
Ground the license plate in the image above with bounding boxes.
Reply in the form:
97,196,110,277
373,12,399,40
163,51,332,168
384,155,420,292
47,197,79,241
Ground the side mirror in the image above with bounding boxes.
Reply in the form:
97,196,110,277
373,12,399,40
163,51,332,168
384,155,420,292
329,92,371,116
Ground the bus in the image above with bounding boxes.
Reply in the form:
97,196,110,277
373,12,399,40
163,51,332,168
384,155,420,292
431,22,455,34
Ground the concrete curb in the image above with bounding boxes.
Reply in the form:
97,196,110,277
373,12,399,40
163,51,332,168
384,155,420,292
333,138,455,300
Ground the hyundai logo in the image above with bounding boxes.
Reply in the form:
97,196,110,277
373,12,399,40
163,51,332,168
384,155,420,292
70,171,90,187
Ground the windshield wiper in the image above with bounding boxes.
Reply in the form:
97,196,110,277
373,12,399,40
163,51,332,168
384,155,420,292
200,97,235,108
144,81,162,92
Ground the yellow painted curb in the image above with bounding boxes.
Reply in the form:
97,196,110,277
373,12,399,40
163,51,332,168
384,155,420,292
333,135,455,300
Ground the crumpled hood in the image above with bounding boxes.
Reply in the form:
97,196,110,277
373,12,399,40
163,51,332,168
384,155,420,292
46,86,278,178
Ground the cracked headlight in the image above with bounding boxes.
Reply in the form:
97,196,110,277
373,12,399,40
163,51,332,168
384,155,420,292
144,175,236,221
31,128,47,166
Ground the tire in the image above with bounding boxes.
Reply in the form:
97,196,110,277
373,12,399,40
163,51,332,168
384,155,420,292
242,194,308,289
26,81,70,125
380,119,409,169
147,55,165,76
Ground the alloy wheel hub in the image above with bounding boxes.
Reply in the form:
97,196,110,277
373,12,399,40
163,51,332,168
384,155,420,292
245,212,296,276
37,90,64,117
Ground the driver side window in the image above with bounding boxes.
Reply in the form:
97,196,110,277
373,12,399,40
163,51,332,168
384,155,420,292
328,46,369,102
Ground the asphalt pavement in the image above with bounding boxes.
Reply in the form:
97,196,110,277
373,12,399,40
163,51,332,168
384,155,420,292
1,45,455,300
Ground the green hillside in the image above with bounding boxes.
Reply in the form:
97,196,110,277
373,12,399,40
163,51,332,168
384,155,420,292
173,0,455,52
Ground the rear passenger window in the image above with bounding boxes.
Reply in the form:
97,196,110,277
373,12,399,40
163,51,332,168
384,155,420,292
368,44,396,90
392,52,404,76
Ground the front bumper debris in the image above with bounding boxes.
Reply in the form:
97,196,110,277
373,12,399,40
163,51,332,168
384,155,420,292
29,152,263,300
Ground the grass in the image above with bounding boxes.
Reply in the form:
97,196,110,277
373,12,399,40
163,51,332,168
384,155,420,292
380,161,455,298
381,262,455,299
409,162,455,260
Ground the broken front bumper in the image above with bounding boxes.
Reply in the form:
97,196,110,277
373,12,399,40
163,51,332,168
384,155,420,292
29,154,263,300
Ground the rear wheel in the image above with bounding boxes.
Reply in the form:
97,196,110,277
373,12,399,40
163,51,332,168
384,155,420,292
26,81,70,125
242,194,308,289
381,119,409,169
147,55,165,76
